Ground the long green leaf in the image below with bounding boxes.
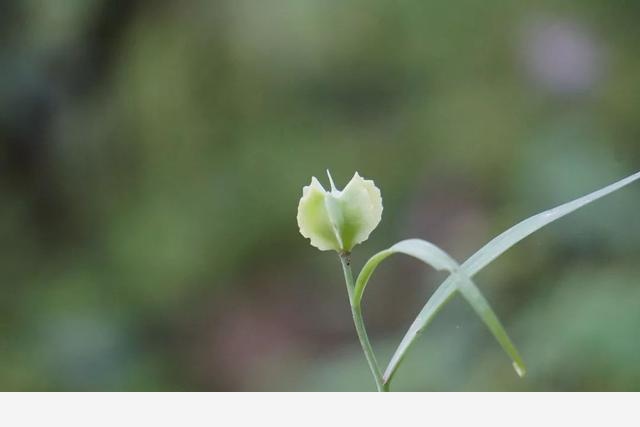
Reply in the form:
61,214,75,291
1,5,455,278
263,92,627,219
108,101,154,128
353,239,459,305
383,274,458,383
384,170,640,384
463,170,640,276
378,271,526,384
456,277,526,377
355,240,525,383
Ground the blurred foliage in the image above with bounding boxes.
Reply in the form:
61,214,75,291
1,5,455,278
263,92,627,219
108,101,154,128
0,0,639,390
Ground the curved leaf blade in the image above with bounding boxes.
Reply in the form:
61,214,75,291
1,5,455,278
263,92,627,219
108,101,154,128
353,239,458,305
456,277,526,377
383,275,458,383
354,239,525,384
385,170,640,383
381,271,526,384
462,170,640,276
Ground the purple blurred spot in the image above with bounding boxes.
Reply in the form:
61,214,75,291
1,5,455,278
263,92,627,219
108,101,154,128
520,16,605,95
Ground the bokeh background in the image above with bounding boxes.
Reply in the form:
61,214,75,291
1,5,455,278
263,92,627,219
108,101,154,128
1,0,639,391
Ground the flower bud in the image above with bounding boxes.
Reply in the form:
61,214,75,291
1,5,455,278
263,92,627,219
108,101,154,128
297,171,383,252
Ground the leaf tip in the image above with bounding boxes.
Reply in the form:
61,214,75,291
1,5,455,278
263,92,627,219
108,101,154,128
513,361,527,378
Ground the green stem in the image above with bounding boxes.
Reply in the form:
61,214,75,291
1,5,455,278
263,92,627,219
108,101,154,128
339,252,386,392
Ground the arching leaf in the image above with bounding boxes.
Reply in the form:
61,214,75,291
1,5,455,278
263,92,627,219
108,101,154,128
383,170,640,384
354,239,525,384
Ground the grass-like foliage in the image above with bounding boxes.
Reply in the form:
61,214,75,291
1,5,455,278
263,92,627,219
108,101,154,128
298,170,640,391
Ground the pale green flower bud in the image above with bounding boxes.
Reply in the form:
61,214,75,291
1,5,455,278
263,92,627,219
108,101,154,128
297,171,383,252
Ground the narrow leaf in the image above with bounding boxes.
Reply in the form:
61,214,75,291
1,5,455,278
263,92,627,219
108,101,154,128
354,240,525,384
381,271,525,383
384,170,640,383
462,170,640,276
456,277,526,377
383,276,458,383
353,239,458,305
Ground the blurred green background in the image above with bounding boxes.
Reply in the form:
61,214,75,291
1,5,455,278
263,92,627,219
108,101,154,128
1,0,639,391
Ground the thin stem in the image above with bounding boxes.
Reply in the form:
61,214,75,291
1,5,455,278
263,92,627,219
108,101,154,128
339,252,386,392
